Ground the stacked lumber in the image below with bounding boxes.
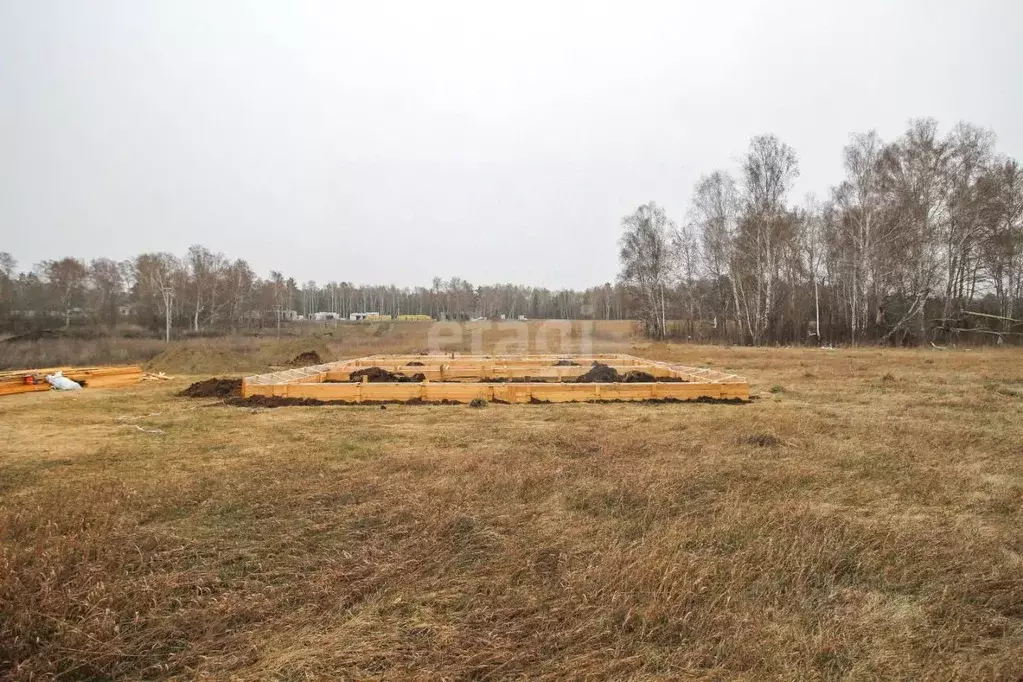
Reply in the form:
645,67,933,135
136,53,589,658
0,365,143,397
0,378,50,397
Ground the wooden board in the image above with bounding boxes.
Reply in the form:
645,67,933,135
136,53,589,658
0,381,52,397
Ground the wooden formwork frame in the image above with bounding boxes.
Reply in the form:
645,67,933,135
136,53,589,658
241,354,749,403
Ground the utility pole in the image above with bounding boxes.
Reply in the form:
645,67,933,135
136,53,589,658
161,285,174,343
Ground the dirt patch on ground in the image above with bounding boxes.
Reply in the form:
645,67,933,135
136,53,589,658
178,378,243,398
552,359,579,366
349,367,425,382
287,351,323,366
405,361,425,366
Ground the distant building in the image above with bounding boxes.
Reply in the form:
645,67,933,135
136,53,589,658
349,312,392,321
312,312,340,321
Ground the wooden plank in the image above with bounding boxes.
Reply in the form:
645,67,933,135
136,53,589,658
0,365,142,378
283,383,362,400
0,381,51,396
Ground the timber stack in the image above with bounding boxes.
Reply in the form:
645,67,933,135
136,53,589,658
0,365,144,397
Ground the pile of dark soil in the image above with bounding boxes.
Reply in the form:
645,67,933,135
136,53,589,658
349,367,425,383
178,378,243,398
621,370,656,383
287,351,323,366
552,359,579,366
575,364,689,383
576,363,621,383
405,361,425,366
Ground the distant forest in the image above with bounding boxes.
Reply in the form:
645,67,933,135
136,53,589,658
2,118,1021,346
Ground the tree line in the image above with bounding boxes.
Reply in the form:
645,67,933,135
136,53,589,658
2,117,1020,345
0,248,630,340
619,118,1022,345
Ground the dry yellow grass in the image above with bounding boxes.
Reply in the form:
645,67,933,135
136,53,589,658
1,338,1021,679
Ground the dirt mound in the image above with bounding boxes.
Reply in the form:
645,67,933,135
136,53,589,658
574,365,689,383
349,367,425,383
621,370,656,383
552,359,579,366
147,345,248,374
405,361,425,366
287,351,323,366
576,363,621,383
178,378,242,398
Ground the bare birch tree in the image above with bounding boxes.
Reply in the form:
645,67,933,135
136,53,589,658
135,253,180,342
618,202,674,339
734,135,799,343
42,257,89,328
689,171,740,340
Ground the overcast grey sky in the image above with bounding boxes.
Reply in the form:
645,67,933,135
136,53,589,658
2,0,1021,289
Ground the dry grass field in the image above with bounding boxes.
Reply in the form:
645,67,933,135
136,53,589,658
1,325,1021,679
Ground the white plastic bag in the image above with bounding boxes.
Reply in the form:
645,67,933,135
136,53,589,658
46,371,82,390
